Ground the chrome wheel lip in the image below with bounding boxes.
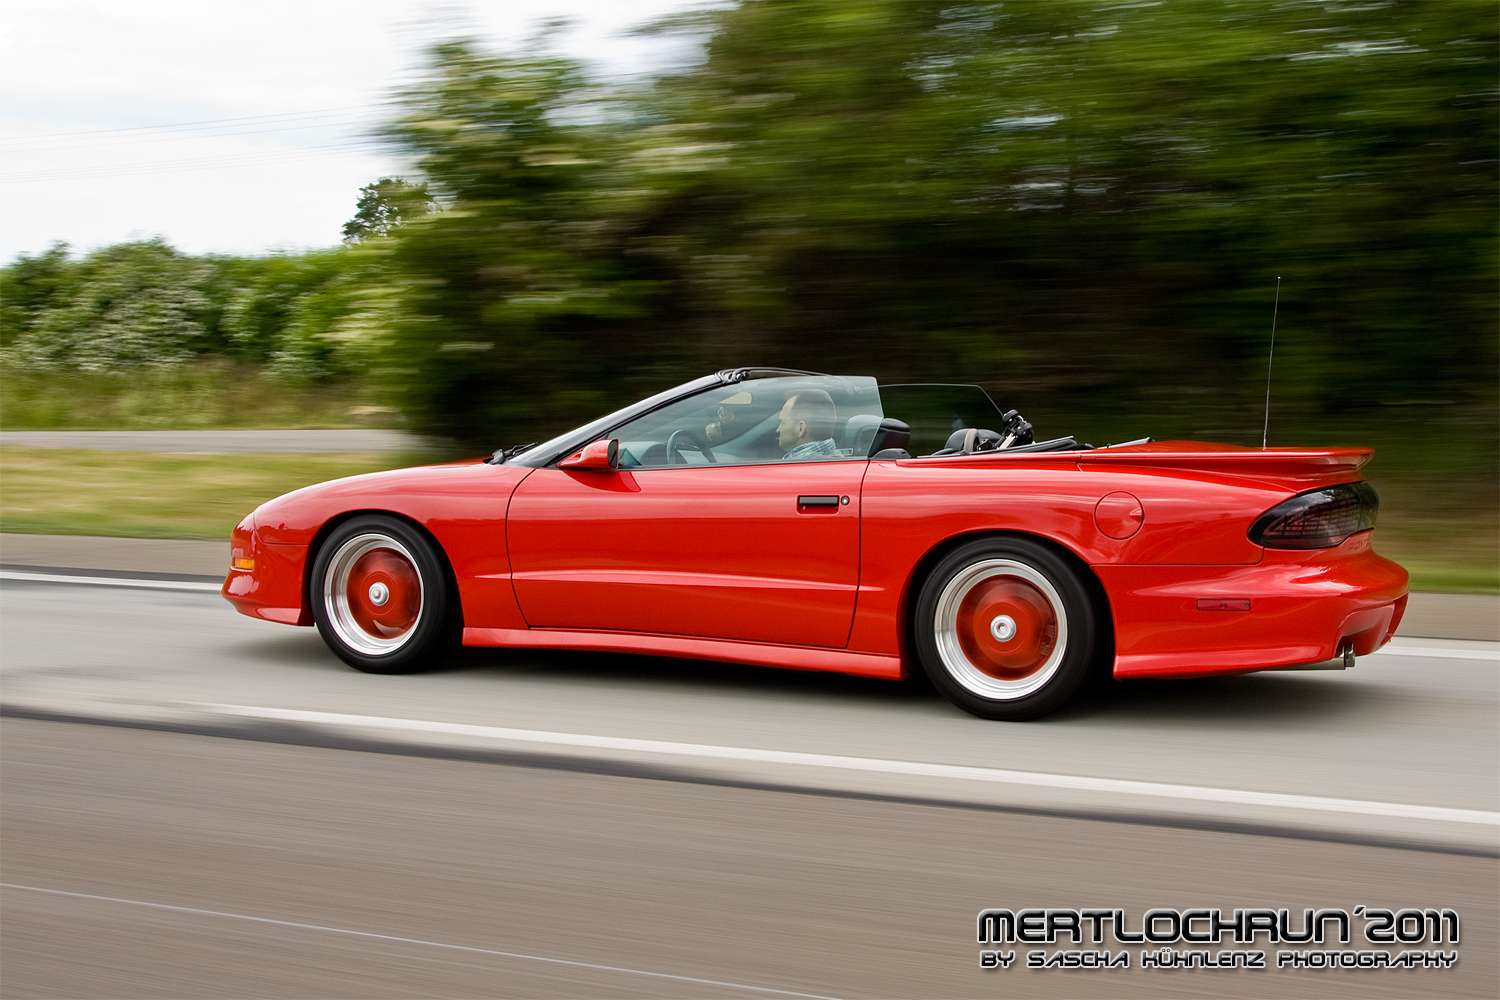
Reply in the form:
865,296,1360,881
323,532,423,656
933,558,1068,701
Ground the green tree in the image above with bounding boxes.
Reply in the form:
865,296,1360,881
376,39,661,445
373,1,1495,447
0,242,73,349
341,177,435,243
640,0,1498,418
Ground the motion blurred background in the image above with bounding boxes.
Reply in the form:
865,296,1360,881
2,0,1496,592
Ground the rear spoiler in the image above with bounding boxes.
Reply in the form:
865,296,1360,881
1077,442,1371,478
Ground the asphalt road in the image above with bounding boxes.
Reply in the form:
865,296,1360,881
2,578,1497,998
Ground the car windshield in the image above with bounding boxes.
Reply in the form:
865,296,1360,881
505,373,724,467
504,375,1015,467
613,375,883,468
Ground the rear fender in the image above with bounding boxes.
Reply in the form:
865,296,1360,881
898,529,1114,682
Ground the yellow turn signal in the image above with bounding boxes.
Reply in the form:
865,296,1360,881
233,557,255,570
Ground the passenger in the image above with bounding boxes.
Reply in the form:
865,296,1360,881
778,389,840,460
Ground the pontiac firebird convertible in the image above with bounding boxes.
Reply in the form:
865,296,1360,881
224,369,1408,720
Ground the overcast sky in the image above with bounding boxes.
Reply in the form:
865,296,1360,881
0,0,706,261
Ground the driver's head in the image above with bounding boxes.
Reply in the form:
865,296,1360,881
777,389,837,450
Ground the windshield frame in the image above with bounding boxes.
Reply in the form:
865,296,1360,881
505,368,826,468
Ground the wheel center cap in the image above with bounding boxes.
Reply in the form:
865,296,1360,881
368,582,390,607
990,614,1017,642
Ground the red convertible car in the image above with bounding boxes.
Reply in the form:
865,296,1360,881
224,369,1408,720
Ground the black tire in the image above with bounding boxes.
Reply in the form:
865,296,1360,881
310,515,458,674
914,537,1097,721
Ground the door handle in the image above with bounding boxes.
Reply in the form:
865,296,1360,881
797,495,841,509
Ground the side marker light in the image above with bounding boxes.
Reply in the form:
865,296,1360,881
233,558,255,570
1197,598,1250,612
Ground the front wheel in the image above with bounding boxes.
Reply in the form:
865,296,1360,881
311,515,457,674
914,537,1098,721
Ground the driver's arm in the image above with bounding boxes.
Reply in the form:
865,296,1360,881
704,404,737,444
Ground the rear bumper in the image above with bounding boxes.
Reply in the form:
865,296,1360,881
1098,533,1409,680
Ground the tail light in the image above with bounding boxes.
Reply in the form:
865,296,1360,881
1249,482,1378,549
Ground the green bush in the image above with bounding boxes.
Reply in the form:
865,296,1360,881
1,240,398,428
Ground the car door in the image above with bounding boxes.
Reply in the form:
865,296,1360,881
506,460,867,648
505,374,882,649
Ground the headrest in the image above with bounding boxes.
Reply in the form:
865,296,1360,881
942,428,1003,454
869,418,911,456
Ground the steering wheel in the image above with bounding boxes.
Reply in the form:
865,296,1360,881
665,429,716,466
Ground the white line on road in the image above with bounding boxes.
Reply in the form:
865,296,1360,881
1374,644,1499,661
200,704,1500,827
0,570,222,592
0,883,842,1000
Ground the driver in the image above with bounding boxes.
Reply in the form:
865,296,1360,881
778,389,840,460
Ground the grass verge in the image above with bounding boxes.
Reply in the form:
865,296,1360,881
0,362,395,430
0,446,420,541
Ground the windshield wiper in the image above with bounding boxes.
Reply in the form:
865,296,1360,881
488,442,538,465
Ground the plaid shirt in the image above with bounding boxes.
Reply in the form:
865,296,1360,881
782,437,842,461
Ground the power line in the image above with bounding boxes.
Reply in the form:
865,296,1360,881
0,105,386,144
0,140,395,184
2,117,382,154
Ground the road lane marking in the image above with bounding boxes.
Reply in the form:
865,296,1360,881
0,883,842,1000
1374,644,1499,661
200,704,1500,827
0,570,222,592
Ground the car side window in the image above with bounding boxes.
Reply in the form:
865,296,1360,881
610,375,883,469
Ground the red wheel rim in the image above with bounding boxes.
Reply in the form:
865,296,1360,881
345,547,421,639
954,576,1058,680
935,559,1070,701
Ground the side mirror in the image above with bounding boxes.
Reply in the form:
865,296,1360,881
558,438,619,470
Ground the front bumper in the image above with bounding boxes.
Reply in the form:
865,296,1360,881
1097,532,1409,680
222,518,310,626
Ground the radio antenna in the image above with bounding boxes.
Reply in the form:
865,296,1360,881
1261,276,1281,449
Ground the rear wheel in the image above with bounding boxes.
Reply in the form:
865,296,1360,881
914,537,1097,720
311,515,457,674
